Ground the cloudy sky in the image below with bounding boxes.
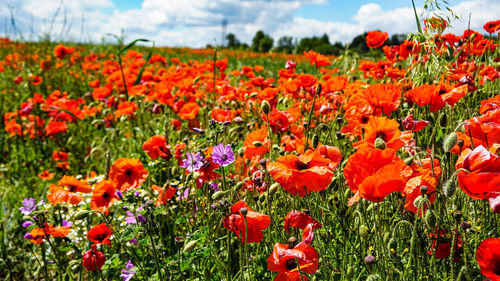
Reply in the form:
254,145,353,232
1,0,498,48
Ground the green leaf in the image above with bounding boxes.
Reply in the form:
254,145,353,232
120,39,151,54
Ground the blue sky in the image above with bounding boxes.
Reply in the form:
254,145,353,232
1,0,498,47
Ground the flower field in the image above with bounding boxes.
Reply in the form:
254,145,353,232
0,15,499,281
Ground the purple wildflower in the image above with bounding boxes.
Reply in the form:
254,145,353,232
24,233,34,240
181,152,204,172
116,190,124,200
137,214,147,223
209,182,220,192
62,220,73,227
211,144,234,167
129,238,138,245
19,198,36,215
125,211,137,224
120,260,136,281
22,221,34,228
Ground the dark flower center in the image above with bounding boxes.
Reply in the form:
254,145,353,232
493,259,500,276
95,234,107,242
68,185,77,192
102,193,109,199
295,160,310,171
286,259,298,270
376,131,387,141
220,155,228,161
125,169,133,177
361,116,369,124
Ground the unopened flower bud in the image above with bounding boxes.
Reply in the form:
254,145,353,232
261,100,271,114
374,138,387,149
239,207,248,216
443,132,458,152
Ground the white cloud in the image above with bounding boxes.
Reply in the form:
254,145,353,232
1,0,498,47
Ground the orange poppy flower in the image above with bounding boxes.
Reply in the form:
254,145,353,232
344,147,412,204
152,184,177,207
87,223,112,246
178,102,200,120
90,180,117,215
29,74,43,85
316,145,342,170
223,201,270,243
142,135,172,160
362,83,401,116
353,116,412,151
109,158,148,192
28,223,71,244
403,174,436,214
37,170,54,180
47,176,92,205
304,50,331,67
464,109,500,148
366,31,388,48
45,121,67,136
210,108,236,122
54,44,75,59
244,128,270,159
267,150,335,197
456,145,500,199
115,101,138,118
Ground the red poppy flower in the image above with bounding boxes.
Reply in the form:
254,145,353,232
456,145,500,199
362,83,401,116
109,158,148,192
403,174,436,214
244,128,270,159
54,44,75,59
37,170,55,180
484,20,500,33
45,121,67,136
428,228,462,261
87,223,112,246
82,244,105,272
178,102,200,120
115,101,138,118
284,210,322,233
142,135,172,160
477,237,500,280
28,223,71,244
316,145,342,170
223,201,270,243
402,114,429,132
366,31,388,48
90,180,117,215
267,150,335,197
267,224,319,281
344,147,412,204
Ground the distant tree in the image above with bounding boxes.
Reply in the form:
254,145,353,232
295,34,336,55
388,34,406,45
275,36,294,53
350,33,370,53
251,31,273,52
226,33,240,48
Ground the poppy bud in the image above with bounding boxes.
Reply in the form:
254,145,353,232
231,100,237,108
312,134,319,149
316,123,328,132
443,132,457,152
82,245,105,271
73,210,92,220
404,157,414,165
252,141,263,147
367,274,381,281
259,158,267,167
282,97,289,104
249,92,258,98
457,139,464,149
374,138,387,149
269,183,280,194
259,192,267,202
287,237,298,249
335,131,343,139
425,210,436,229
212,191,225,200
240,207,248,216
453,210,463,222
238,147,245,157
336,116,343,124
439,112,447,127
233,116,243,123
183,240,197,252
443,178,457,197
420,185,429,195
272,144,280,151
261,100,271,114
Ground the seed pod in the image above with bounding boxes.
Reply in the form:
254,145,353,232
367,203,376,213
259,192,267,202
252,141,263,147
374,138,386,149
261,100,271,114
269,183,280,194
443,178,457,197
316,123,328,132
282,97,289,104
359,225,369,239
212,191,225,200
443,132,458,152
311,134,319,149
272,144,280,151
425,210,436,229
249,92,258,98
238,147,245,157
439,112,447,127
183,240,197,252
366,274,381,281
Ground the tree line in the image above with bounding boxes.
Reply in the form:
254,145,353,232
220,31,407,55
